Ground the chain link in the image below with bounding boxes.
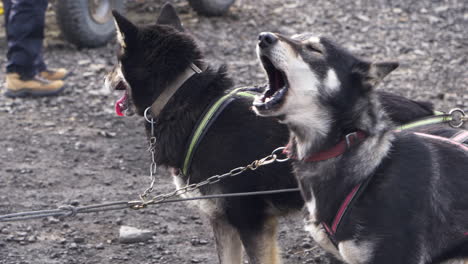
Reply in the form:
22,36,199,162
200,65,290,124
129,147,290,209
140,113,158,200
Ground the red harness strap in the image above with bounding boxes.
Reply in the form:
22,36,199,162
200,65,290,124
321,184,361,239
284,131,368,247
283,131,367,161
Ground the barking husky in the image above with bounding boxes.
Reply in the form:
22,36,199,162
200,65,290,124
253,32,468,263
104,4,452,263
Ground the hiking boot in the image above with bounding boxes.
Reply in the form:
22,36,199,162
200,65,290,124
39,68,70,81
4,73,65,98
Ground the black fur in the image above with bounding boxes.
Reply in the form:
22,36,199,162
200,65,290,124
109,5,455,263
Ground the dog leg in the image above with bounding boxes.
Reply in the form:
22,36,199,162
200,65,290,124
239,216,282,264
211,217,243,264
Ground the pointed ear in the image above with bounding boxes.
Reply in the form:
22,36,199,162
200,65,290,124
112,11,138,49
369,62,399,82
354,61,399,90
156,3,184,31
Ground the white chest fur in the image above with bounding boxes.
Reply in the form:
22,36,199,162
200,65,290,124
304,199,374,264
171,168,221,216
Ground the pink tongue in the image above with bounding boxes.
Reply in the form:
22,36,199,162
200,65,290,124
115,92,128,116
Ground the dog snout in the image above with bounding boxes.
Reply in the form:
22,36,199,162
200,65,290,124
258,32,278,49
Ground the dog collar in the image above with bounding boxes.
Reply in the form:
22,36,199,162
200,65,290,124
284,131,367,162
150,63,202,117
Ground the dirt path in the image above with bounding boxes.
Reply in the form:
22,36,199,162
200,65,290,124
0,0,466,263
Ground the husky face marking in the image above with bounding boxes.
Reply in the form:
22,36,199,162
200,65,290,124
254,32,399,157
105,5,202,116
254,32,335,158
324,68,340,93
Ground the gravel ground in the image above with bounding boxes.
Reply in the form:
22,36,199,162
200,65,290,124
0,0,466,263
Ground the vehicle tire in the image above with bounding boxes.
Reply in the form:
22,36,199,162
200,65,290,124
55,0,125,48
188,0,235,17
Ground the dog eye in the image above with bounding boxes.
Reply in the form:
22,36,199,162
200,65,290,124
306,44,322,54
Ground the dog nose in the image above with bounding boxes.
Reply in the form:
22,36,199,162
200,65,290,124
258,32,278,49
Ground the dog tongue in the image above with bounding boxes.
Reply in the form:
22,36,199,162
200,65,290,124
115,92,128,116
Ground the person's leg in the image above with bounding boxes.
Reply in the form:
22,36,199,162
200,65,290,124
3,0,65,97
5,0,48,78
2,0,11,28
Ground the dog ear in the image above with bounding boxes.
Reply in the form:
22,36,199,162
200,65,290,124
112,11,138,49
354,61,399,91
157,3,184,31
369,62,399,82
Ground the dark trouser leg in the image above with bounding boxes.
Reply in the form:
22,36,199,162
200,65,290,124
4,0,48,79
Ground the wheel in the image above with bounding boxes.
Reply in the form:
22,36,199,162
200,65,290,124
188,0,235,17
55,0,125,48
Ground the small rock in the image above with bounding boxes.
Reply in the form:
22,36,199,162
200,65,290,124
83,72,94,78
78,59,91,66
356,14,370,22
69,242,78,249
48,217,60,224
119,226,155,244
73,237,85,244
44,121,56,127
301,242,312,249
98,130,116,138
191,237,209,246
90,63,106,73
96,243,105,250
434,5,449,13
115,218,123,225
16,231,28,237
74,142,85,150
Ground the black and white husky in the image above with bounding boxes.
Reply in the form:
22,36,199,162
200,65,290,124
253,32,468,264
104,4,457,263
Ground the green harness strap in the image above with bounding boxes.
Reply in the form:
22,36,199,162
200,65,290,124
181,87,257,176
396,111,452,130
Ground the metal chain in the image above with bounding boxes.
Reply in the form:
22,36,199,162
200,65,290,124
128,147,289,209
140,108,158,199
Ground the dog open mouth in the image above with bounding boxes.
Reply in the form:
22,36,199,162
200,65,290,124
253,56,289,112
114,81,129,116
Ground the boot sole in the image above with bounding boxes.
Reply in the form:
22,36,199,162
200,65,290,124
4,85,66,98
41,71,73,81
